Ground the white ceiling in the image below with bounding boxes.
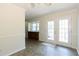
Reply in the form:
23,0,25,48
14,3,79,19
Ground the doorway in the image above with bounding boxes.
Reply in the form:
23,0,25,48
48,18,71,47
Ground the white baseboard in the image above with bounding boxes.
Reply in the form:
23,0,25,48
6,47,25,56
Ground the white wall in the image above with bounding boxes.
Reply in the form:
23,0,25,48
77,8,79,54
0,4,25,56
28,8,78,49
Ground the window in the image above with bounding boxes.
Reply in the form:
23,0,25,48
59,19,68,43
28,22,39,31
32,23,37,31
48,21,54,40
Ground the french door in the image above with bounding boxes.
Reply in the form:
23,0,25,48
48,19,71,46
59,19,69,43
48,21,54,40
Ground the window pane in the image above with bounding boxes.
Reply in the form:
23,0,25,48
48,21,54,40
32,23,37,31
28,22,39,31
59,19,68,43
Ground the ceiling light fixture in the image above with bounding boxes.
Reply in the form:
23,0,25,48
30,3,53,8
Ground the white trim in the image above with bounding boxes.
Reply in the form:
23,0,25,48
6,47,25,56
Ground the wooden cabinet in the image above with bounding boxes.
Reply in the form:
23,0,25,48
28,31,39,40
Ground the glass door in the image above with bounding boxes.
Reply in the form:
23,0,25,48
48,21,54,40
59,19,69,43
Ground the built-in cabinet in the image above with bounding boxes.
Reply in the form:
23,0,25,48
28,31,39,40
